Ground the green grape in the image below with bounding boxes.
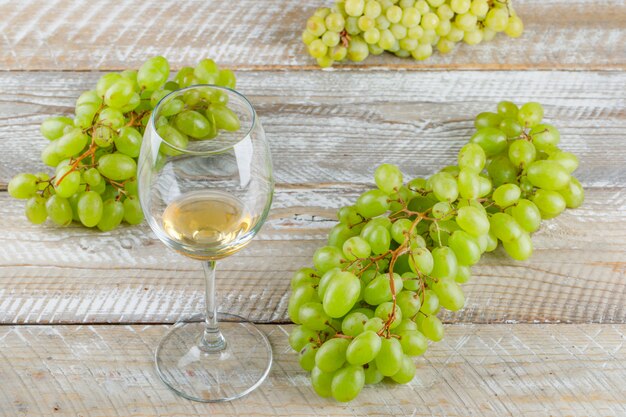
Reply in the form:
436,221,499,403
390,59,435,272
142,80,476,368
474,112,502,129
408,247,434,275
559,177,584,208
317,268,341,298
343,236,372,260
488,155,519,187
299,343,319,371
458,143,486,173
76,191,103,227
401,7,421,27
291,267,318,290
518,102,544,128
505,15,524,38
299,302,331,331
548,151,579,174
526,160,570,191
8,173,38,199
346,330,382,365
448,230,480,266
375,337,403,376
511,199,542,232
96,73,122,97
328,223,356,249
124,179,139,196
485,7,508,31
365,225,391,255
432,279,465,311
390,218,412,244
421,12,439,30
345,0,365,16
390,354,416,384
399,330,428,356
40,116,74,140
364,317,385,333
289,325,318,351
430,172,458,202
470,127,507,156
509,139,537,167
470,0,489,17
157,125,189,156
374,302,402,329
421,315,444,341
496,100,519,118
396,290,421,318
493,183,521,207
98,107,125,129
364,362,384,384
374,163,403,194
316,338,350,373
174,110,215,139
420,289,439,315
463,29,483,45
342,312,369,337
489,212,523,242
499,118,523,138
25,196,48,224
364,273,403,305
533,189,566,217
314,7,330,18
455,264,471,283
313,246,344,273
430,246,458,279
192,58,219,84
455,12,477,31
411,43,433,60
41,142,62,167
137,56,170,91
529,124,560,151
114,127,142,158
54,167,81,198
83,168,101,187
311,367,335,398
356,190,390,218
217,68,237,88
97,153,137,181
503,231,533,260
104,78,135,109
46,195,73,226
289,283,319,324
323,271,360,318
331,365,365,402
326,12,346,32
456,205,490,237
450,0,471,13
97,199,124,231
56,128,88,158
457,169,481,199
348,36,369,62
330,45,348,60
175,67,196,88
123,197,144,225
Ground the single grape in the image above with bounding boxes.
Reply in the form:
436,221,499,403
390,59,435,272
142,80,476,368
46,195,73,226
299,343,319,371
448,230,481,266
313,246,345,274
97,153,137,181
77,191,104,227
503,232,533,260
375,337,403,376
342,312,369,337
526,160,570,191
137,56,170,91
331,365,365,402
430,246,458,279
474,112,502,129
323,271,361,318
488,155,519,187
421,315,444,341
40,116,74,140
374,302,402,329
356,190,390,218
470,127,507,156
123,197,144,225
530,124,560,151
518,102,544,128
559,177,585,208
97,199,125,231
509,139,537,167
316,338,350,373
364,273,403,306
25,196,48,224
490,212,524,243
8,173,39,199
533,189,566,217
289,325,318,352
396,290,421,318
311,367,335,398
346,331,382,365
511,199,542,232
54,167,81,198
456,205,490,237
390,354,416,384
505,15,524,38
458,143,486,173
493,184,521,208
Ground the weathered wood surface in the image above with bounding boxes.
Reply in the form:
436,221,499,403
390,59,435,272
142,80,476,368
0,324,624,417
1,186,625,325
1,70,625,187
0,0,625,71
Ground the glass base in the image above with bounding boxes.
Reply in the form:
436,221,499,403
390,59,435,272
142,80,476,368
155,313,272,402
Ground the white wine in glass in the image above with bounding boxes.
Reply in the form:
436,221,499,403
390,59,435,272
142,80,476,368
138,85,274,402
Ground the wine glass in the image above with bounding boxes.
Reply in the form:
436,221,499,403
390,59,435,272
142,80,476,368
137,85,274,402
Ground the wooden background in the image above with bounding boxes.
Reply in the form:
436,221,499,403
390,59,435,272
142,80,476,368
0,0,625,416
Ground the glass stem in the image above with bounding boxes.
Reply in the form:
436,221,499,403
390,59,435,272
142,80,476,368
200,261,226,352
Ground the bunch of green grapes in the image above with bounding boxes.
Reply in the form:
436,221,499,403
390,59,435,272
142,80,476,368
303,0,524,67
288,101,583,402
8,56,237,231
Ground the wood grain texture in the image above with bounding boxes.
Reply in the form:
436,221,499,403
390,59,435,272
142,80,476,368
1,184,624,325
0,324,624,417
0,0,624,71
1,70,625,187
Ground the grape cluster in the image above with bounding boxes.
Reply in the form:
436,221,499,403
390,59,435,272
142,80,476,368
303,0,524,67
288,101,583,402
8,56,237,231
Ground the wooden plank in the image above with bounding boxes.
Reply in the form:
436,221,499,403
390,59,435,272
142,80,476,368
0,70,625,187
1,184,625,325
0,324,624,417
0,0,624,71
